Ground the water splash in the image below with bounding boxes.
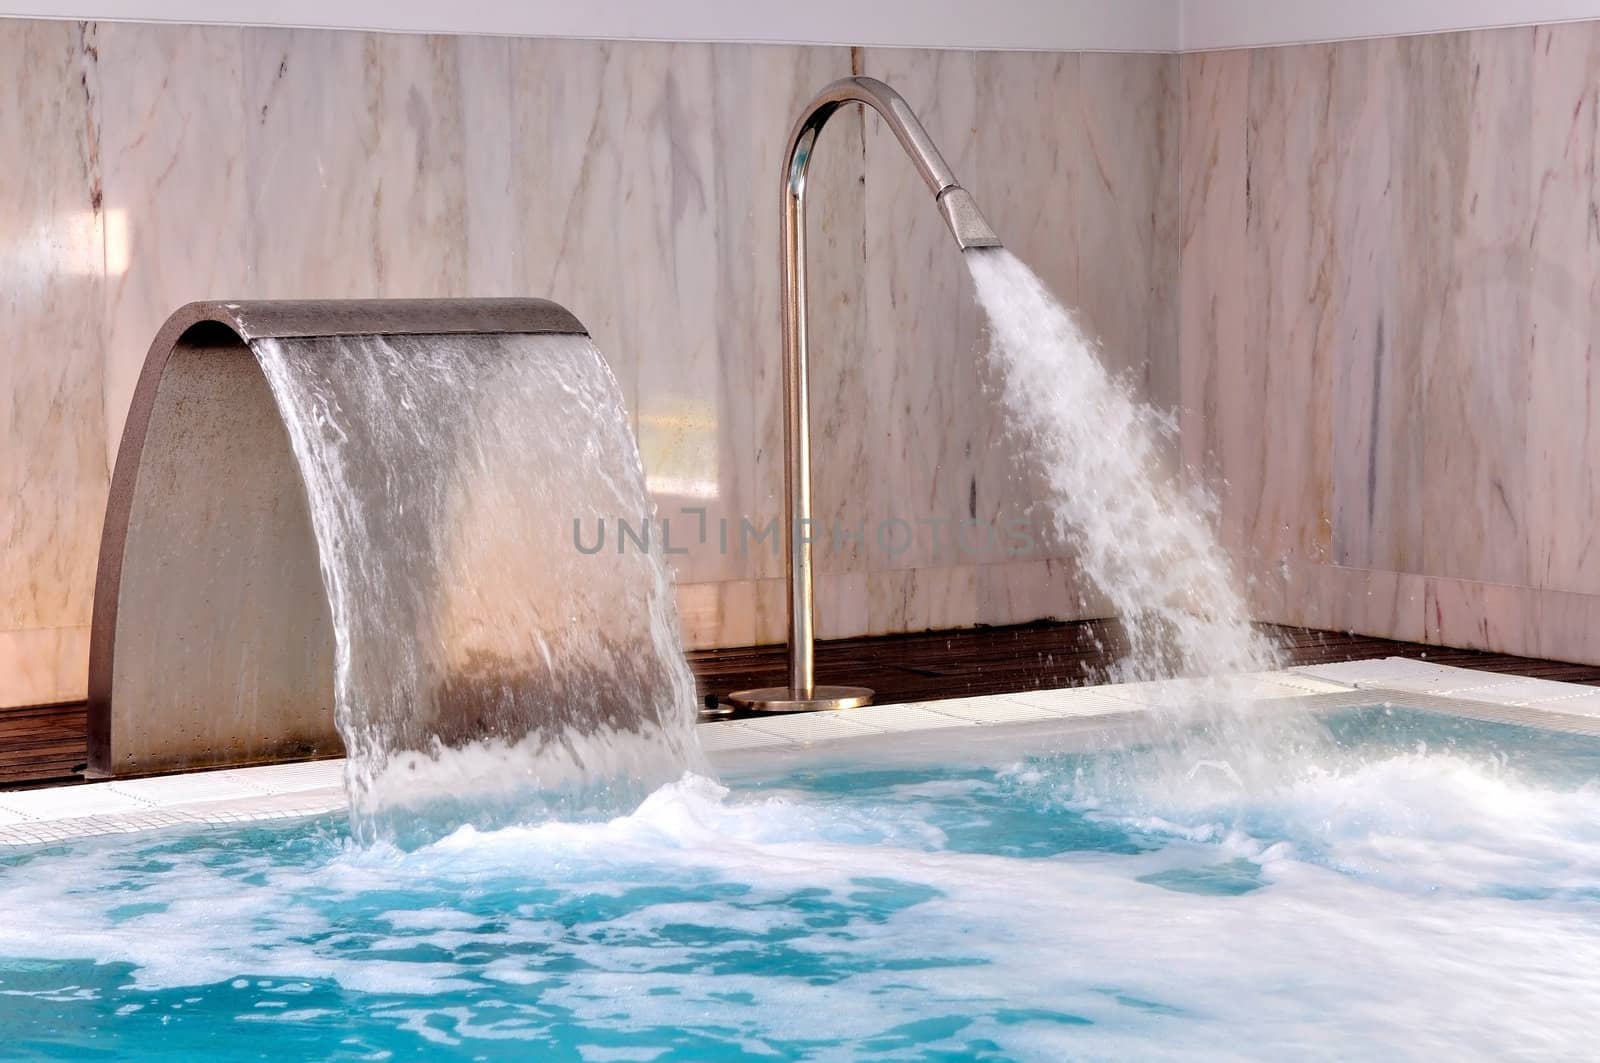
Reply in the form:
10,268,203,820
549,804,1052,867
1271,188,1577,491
965,247,1280,684
6,711,1600,1058
252,332,702,841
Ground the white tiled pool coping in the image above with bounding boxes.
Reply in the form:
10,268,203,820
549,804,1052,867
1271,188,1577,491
3,657,1598,848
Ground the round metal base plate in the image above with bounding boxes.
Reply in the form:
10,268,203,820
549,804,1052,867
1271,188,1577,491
725,685,875,714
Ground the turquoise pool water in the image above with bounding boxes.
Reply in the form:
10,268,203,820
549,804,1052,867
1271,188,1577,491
3,706,1600,1060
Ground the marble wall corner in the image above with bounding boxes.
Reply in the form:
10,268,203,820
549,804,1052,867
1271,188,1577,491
1182,22,1600,660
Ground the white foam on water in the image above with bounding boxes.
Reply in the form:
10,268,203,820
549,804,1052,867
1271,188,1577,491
1032,741,1600,897
357,722,704,844
3,748,1599,1057
965,248,1279,685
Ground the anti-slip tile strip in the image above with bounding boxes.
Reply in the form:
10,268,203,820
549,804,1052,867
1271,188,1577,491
3,659,1598,848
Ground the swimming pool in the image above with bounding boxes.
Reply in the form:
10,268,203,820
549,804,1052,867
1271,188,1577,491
3,693,1599,1060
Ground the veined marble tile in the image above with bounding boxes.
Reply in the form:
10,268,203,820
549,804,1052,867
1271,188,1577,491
0,626,91,706
1328,35,1424,574
1423,575,1532,656
242,28,471,302
1244,558,1427,645
974,555,1112,628
453,34,521,299
675,581,746,651
704,44,861,588
0,20,106,635
1417,28,1534,587
96,22,251,470
1180,28,1591,652
1077,53,1180,429
814,569,870,641
507,41,859,589
1528,22,1600,596
1527,584,1600,668
1177,50,1248,502
674,576,790,651
1425,575,1600,667
1239,44,1336,564
856,48,991,575
864,563,978,635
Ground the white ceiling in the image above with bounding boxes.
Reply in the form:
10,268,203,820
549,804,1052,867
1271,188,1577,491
4,0,1600,52
1181,0,1600,51
0,0,1178,51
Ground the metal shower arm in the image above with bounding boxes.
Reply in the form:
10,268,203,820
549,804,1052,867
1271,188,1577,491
783,76,1002,250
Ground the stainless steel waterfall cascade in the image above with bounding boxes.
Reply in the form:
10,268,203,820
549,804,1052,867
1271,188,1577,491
728,77,1002,714
87,299,588,778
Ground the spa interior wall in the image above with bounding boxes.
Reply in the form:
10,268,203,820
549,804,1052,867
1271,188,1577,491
0,20,1176,707
1179,21,1600,668
12,12,1600,712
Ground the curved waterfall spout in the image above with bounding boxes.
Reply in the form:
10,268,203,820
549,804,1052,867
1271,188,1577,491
728,76,1003,714
89,299,703,840
89,300,585,778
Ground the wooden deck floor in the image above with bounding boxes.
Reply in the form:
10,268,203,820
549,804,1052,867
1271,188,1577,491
690,620,1600,709
0,701,88,788
6,620,1599,789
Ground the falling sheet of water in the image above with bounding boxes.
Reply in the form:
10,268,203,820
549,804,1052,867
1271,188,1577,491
965,247,1280,685
252,333,702,841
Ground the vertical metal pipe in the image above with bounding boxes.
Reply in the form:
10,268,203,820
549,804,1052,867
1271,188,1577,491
783,125,817,697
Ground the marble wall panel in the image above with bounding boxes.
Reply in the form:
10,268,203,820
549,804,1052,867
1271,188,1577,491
1078,53,1181,415
504,40,862,602
96,22,251,467
1,20,105,650
1327,36,1423,574
1177,50,1248,500
243,30,473,302
1419,28,1534,588
854,47,993,593
1244,558,1429,646
1240,43,1337,563
1527,22,1600,597
1182,22,1600,665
